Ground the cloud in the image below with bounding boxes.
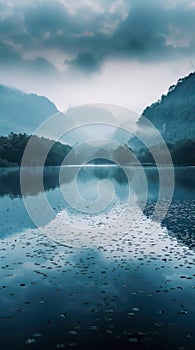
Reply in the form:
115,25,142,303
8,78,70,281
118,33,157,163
66,52,103,74
24,2,72,38
0,42,21,64
0,16,23,35
27,57,58,73
0,41,57,74
0,0,195,74
11,32,35,49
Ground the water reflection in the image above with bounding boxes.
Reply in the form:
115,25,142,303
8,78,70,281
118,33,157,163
0,166,194,350
0,167,70,197
1,166,194,198
0,166,194,248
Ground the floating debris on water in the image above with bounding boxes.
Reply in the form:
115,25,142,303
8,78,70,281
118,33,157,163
0,167,194,350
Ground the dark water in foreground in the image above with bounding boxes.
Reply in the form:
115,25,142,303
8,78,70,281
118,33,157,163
0,166,194,350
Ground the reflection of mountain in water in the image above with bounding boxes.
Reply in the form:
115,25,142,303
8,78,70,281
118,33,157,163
0,166,130,197
0,167,61,197
0,166,194,250
143,167,195,250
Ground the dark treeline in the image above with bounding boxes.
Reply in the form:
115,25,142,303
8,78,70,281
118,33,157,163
137,139,195,165
90,140,195,166
0,133,194,167
90,139,195,166
0,132,72,167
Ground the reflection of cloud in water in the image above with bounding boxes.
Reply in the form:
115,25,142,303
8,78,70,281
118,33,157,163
0,167,194,249
0,204,194,350
39,202,192,263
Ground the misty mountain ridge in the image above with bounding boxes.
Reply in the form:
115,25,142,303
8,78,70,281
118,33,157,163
0,71,195,165
137,71,195,145
0,84,58,135
126,72,195,165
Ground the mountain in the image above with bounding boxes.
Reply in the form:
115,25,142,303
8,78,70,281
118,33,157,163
140,72,195,144
0,84,58,135
126,72,195,165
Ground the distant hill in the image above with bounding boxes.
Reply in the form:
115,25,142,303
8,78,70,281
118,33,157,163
127,72,195,165
141,72,195,144
0,84,58,135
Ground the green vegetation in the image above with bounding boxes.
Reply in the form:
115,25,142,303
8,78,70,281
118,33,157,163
0,133,72,167
142,72,195,144
137,139,195,165
0,133,194,168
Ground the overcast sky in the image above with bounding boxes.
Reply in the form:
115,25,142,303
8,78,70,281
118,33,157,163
0,0,195,114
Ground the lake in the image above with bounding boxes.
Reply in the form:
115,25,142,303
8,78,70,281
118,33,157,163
0,166,194,350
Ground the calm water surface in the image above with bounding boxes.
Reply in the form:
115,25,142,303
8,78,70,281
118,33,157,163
0,166,194,350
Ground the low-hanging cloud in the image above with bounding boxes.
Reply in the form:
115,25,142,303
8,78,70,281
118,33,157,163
0,0,195,75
